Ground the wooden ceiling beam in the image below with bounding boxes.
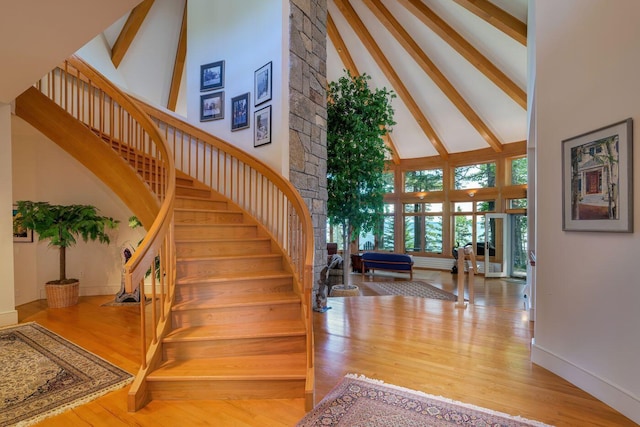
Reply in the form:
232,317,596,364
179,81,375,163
399,0,526,109
364,0,502,153
453,0,527,46
332,0,449,159
167,2,187,111
111,0,155,68
328,12,401,164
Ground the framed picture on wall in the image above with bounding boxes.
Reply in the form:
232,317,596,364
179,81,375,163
200,91,224,122
254,61,272,106
561,118,633,232
12,205,33,243
200,60,225,91
231,92,250,131
254,105,271,147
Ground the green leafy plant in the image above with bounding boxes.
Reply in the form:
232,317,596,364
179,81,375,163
327,71,395,286
14,201,119,284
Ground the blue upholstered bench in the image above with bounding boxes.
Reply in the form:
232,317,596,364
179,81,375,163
361,252,414,280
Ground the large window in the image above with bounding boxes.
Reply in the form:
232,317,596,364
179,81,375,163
382,171,395,193
454,163,496,189
405,169,443,193
404,202,442,254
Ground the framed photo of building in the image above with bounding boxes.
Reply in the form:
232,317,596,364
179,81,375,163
200,60,224,91
200,91,224,122
254,105,271,147
231,92,250,131
254,61,272,106
13,205,33,243
562,118,633,232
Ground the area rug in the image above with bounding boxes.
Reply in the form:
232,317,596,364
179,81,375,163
364,280,458,301
297,374,553,426
0,322,133,426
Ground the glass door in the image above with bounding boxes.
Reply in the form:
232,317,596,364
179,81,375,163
484,214,509,278
510,214,528,278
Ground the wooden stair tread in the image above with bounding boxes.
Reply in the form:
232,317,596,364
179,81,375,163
149,354,307,380
176,270,292,285
172,291,300,311
177,253,281,262
164,320,306,342
175,236,271,244
176,194,228,202
175,207,242,214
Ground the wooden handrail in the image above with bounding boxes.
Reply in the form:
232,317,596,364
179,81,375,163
132,97,316,401
33,55,177,408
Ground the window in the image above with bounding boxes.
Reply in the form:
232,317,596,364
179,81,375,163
508,198,527,210
404,169,443,193
403,202,442,254
382,171,395,193
454,163,496,189
510,157,527,185
379,203,395,251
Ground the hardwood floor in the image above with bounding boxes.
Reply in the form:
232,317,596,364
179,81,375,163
17,269,635,426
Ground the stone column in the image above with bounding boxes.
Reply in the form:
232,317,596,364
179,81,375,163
289,0,328,308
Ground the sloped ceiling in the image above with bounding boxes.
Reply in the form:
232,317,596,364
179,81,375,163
0,0,141,104
3,0,527,163
327,0,528,161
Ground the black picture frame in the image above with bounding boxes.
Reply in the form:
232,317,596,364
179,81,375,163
561,118,633,232
200,91,224,122
200,60,224,91
254,61,272,106
231,92,250,131
13,205,33,243
254,105,271,147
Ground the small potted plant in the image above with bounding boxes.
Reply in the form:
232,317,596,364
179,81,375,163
14,201,119,308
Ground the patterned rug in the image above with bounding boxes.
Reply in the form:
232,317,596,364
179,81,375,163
0,322,133,426
364,280,458,301
297,374,552,426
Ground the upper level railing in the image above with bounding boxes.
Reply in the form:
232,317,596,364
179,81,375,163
34,55,177,375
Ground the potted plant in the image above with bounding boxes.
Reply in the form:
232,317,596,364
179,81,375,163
14,201,119,308
326,71,395,295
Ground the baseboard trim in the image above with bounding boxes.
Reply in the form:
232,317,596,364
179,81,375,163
531,342,640,424
0,309,19,326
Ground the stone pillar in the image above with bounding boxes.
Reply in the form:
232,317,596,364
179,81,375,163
289,0,327,308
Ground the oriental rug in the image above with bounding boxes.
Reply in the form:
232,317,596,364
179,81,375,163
297,374,553,427
364,280,458,301
0,322,133,427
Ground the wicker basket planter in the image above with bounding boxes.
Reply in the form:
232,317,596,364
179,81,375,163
329,284,360,297
45,280,80,308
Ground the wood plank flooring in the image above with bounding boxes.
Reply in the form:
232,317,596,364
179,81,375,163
17,270,636,426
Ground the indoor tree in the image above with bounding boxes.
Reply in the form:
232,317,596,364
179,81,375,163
327,70,395,289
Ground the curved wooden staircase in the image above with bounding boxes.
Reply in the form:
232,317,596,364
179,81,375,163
15,56,315,411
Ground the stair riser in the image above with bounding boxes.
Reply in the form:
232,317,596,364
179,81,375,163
175,210,244,225
175,198,228,210
177,256,282,278
171,303,301,328
175,225,258,239
147,379,306,401
175,239,272,257
162,336,306,360
176,187,212,198
175,279,293,301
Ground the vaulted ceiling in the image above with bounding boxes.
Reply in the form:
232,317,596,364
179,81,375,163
3,0,528,164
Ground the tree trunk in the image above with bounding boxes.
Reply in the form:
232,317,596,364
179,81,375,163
342,222,351,287
60,246,66,281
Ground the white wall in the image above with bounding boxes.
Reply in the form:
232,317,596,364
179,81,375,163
11,116,144,306
0,103,17,326
532,1,640,422
187,0,288,175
